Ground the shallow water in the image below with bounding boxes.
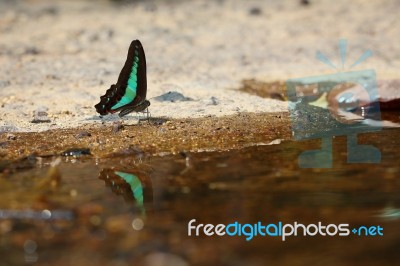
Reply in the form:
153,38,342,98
0,128,399,266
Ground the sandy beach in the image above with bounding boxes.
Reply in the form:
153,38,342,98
0,0,399,132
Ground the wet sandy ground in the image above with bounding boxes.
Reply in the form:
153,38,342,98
0,112,290,162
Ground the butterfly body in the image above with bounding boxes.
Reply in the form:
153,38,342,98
95,40,150,118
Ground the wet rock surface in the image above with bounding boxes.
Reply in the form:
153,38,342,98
0,113,290,161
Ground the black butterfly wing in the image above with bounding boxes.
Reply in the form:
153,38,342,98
95,40,147,116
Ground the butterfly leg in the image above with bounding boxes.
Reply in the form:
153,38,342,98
136,112,141,123
146,107,151,124
139,108,151,124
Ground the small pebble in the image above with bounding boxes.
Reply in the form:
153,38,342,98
31,107,51,123
76,131,91,138
0,142,8,148
6,134,16,140
301,0,310,6
112,122,124,133
249,7,262,16
206,96,219,106
61,148,91,157
153,91,193,102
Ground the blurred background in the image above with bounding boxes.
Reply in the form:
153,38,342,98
0,1,400,266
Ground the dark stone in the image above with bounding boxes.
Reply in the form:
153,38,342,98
153,91,193,102
249,7,262,16
61,148,91,157
6,134,16,140
207,96,219,106
0,142,9,148
301,0,310,6
76,131,92,139
113,122,124,133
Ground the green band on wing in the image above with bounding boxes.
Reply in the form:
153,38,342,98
111,55,139,110
128,76,137,88
115,171,143,206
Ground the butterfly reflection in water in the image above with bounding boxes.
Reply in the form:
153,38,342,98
99,168,153,216
94,40,150,118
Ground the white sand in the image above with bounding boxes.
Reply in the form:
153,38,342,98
0,0,399,132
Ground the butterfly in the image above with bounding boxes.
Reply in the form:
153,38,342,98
95,40,150,118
